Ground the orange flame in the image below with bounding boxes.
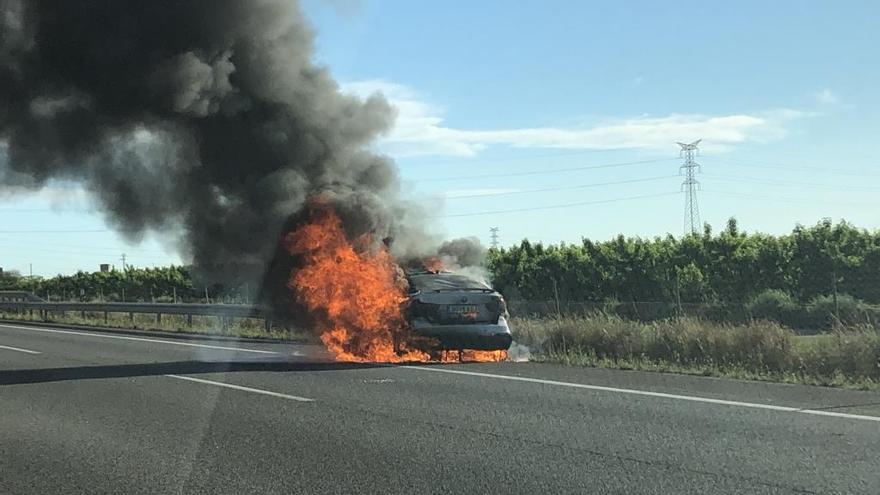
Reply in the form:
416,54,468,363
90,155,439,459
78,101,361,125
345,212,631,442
285,203,506,363
422,256,444,273
438,350,508,363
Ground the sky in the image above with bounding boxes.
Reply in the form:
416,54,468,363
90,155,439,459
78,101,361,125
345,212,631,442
2,0,880,276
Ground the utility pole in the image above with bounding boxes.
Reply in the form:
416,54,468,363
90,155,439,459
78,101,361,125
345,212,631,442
677,140,702,235
489,227,500,249
120,253,128,302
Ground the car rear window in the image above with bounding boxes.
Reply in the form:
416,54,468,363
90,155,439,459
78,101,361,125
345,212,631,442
408,273,490,292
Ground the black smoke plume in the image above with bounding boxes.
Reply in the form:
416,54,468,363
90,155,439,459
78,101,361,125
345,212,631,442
438,237,487,268
0,0,432,308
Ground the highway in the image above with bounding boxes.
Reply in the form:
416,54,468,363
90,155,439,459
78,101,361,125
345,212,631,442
1,321,878,494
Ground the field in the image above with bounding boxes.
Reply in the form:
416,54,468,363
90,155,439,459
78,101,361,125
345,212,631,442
510,315,880,389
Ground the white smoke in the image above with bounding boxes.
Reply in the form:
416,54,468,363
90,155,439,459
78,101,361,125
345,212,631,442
506,341,531,362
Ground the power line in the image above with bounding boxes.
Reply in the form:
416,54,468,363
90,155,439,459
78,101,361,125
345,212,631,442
415,157,675,182
438,191,679,218
724,144,880,164
710,156,880,178
399,147,632,167
0,239,171,254
703,190,880,207
0,245,176,261
437,174,677,200
0,208,90,212
702,172,880,192
0,237,178,262
0,229,108,234
678,140,702,235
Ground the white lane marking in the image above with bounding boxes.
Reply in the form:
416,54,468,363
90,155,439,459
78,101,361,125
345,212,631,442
165,374,314,402
0,323,277,355
403,366,880,423
0,344,41,354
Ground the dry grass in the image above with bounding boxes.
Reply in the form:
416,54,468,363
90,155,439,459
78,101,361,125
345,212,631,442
511,314,880,389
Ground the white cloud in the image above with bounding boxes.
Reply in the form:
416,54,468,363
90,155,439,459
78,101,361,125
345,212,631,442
324,0,363,17
0,182,90,209
814,88,840,105
344,79,807,158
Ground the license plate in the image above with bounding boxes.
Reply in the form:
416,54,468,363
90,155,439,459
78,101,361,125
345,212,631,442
447,304,478,318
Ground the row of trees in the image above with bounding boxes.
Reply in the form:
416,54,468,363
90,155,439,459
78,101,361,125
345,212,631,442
2,218,877,311
0,265,255,303
487,218,880,305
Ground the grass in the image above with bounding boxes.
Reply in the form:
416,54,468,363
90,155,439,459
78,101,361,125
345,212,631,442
0,310,312,342
511,314,880,390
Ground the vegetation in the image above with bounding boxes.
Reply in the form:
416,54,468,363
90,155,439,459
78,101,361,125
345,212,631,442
511,314,880,389
740,289,880,332
489,218,880,304
0,265,255,303
489,218,880,331
2,218,877,314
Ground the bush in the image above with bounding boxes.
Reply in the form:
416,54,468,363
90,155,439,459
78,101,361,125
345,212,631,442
612,301,679,322
532,314,797,372
550,315,645,359
795,328,880,381
745,289,817,332
808,294,870,328
642,318,794,372
743,290,880,333
747,289,796,321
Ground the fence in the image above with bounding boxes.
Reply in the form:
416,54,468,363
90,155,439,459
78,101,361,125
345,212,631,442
2,294,877,336
507,297,880,334
509,300,731,321
0,300,272,331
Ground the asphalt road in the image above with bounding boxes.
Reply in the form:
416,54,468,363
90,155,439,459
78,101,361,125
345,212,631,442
1,321,878,494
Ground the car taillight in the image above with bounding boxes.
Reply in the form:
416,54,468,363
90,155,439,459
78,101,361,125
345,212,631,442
408,300,439,320
487,296,508,318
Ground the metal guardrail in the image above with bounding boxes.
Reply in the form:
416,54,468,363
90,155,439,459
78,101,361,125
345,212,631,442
0,301,272,329
0,291,45,302
0,301,265,317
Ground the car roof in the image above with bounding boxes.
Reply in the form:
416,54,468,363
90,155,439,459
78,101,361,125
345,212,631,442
407,271,492,291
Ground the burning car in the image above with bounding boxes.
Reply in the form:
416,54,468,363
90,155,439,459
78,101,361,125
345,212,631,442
404,270,513,354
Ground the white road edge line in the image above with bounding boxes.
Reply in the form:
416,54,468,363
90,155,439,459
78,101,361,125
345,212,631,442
165,374,314,402
402,366,880,423
0,323,277,355
0,344,41,354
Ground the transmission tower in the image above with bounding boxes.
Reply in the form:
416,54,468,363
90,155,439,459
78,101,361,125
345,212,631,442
489,227,500,249
677,139,702,235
